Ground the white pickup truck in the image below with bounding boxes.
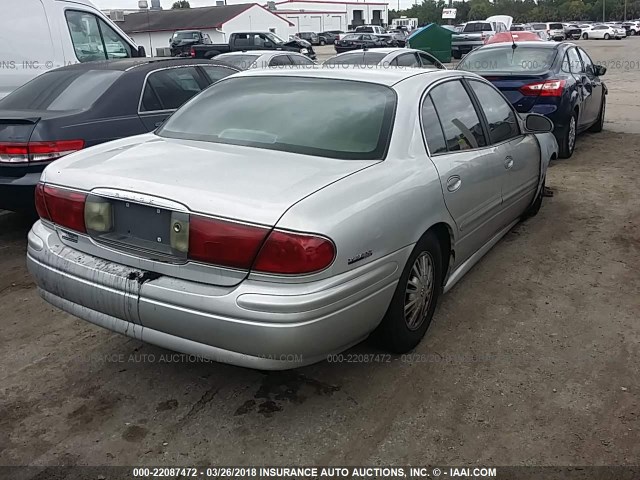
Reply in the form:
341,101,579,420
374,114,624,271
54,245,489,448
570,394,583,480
451,15,512,59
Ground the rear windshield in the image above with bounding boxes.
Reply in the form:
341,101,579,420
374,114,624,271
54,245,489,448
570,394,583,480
216,54,260,70
459,46,558,74
0,68,122,111
531,23,546,30
158,77,396,160
324,52,387,66
173,31,199,40
463,23,493,32
510,25,525,31
549,23,564,29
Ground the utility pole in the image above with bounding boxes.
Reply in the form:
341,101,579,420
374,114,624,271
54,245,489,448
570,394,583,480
624,0,627,21
602,0,605,22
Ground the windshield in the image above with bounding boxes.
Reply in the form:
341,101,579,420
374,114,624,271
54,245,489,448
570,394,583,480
463,23,493,32
158,77,396,160
265,33,285,44
459,46,558,74
216,54,260,70
324,52,387,66
342,34,361,41
0,68,123,111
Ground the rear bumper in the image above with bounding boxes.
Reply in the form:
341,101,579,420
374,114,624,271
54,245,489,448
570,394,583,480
27,221,404,370
0,172,42,211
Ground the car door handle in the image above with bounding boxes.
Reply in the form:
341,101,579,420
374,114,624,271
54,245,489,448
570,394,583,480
446,175,462,192
504,156,514,170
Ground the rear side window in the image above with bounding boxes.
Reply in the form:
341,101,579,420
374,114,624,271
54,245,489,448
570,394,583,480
269,55,292,66
200,65,238,82
393,53,420,67
420,96,447,154
324,52,386,66
140,67,203,112
65,10,132,62
158,77,397,160
468,80,519,144
429,81,486,151
0,69,123,111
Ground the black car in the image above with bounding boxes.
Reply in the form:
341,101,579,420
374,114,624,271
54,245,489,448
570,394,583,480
334,33,387,53
320,31,343,44
0,58,239,212
458,41,606,158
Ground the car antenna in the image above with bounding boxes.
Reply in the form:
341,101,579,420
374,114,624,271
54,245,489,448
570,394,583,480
509,30,517,50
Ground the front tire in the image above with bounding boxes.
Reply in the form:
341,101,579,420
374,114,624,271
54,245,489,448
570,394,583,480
559,111,578,159
375,233,443,353
604,33,611,39
452,50,462,60
583,32,589,39
588,96,606,133
319,40,326,46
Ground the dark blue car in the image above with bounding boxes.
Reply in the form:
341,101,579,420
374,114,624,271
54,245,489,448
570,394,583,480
458,41,607,158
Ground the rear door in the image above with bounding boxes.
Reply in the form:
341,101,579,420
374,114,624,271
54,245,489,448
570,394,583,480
467,79,541,219
138,66,209,131
422,80,505,263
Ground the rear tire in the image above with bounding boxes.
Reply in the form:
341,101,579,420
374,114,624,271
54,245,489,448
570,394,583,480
588,96,606,133
583,32,589,39
559,111,578,159
320,40,326,46
374,233,443,353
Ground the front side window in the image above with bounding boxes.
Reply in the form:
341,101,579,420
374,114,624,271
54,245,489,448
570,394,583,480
468,80,519,144
65,10,131,62
566,48,583,74
141,67,204,112
158,77,397,160
289,55,315,65
216,54,259,70
429,81,486,151
578,48,595,75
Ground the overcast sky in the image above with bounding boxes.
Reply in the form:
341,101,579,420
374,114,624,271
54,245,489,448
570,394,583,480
94,0,418,11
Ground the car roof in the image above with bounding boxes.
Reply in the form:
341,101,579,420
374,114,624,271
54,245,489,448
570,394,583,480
217,50,291,56
479,40,563,50
56,58,236,72
333,48,414,56
231,65,436,86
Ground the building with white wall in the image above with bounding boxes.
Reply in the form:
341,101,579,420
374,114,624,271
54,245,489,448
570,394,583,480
269,0,389,32
115,4,295,56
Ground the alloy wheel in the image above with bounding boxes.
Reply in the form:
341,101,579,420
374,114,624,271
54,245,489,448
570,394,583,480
404,252,435,331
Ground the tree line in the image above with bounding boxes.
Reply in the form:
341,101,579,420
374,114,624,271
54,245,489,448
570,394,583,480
390,0,640,25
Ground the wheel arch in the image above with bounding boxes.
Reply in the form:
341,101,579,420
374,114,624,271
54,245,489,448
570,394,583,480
420,222,454,286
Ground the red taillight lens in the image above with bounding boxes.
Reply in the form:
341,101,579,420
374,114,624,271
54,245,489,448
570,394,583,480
188,215,269,269
42,185,87,233
0,140,84,163
519,79,566,97
253,230,335,275
190,47,196,58
34,183,50,220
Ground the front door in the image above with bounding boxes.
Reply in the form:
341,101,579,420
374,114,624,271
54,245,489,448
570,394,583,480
467,79,541,219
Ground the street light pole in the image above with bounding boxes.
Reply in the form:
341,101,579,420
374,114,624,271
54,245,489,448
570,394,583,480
602,0,605,22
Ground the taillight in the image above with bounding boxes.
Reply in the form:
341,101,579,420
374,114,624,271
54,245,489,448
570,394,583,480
34,183,50,221
519,79,566,97
253,230,335,275
0,140,84,163
188,215,269,269
190,47,196,58
38,184,87,233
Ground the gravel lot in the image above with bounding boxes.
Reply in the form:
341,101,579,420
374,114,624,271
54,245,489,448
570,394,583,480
1,38,639,468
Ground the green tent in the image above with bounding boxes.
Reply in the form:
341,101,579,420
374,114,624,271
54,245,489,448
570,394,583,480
406,23,453,63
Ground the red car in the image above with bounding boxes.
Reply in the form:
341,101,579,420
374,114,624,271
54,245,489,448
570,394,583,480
485,31,542,44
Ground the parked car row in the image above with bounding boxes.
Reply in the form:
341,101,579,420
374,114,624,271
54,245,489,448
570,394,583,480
26,64,558,370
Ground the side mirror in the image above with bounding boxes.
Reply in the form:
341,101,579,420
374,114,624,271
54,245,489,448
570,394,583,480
593,64,606,76
137,46,146,57
525,113,554,133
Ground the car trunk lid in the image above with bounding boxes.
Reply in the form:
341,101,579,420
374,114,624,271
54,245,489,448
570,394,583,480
42,135,377,286
482,73,551,112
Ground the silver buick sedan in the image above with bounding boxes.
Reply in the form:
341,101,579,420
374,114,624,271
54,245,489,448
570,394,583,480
27,67,558,370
